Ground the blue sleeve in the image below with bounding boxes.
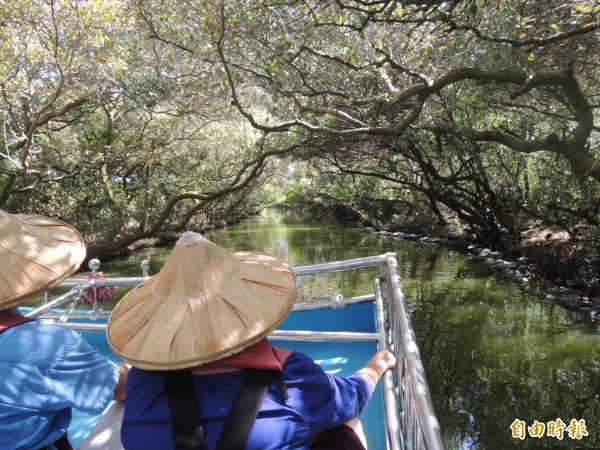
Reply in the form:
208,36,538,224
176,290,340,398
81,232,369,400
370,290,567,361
282,351,374,435
46,331,119,415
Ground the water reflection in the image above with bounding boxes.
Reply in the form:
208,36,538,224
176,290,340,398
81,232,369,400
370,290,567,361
203,209,396,303
404,260,599,449
63,208,600,448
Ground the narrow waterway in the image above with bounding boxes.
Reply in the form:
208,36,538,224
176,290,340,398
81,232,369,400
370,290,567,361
95,208,600,449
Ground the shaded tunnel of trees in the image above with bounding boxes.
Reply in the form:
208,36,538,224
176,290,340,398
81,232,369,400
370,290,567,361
1,0,599,293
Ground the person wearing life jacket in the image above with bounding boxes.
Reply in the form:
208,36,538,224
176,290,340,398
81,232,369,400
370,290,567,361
0,209,129,450
107,231,396,450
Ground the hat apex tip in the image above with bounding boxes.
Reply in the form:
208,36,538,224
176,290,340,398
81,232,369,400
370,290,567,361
178,231,204,246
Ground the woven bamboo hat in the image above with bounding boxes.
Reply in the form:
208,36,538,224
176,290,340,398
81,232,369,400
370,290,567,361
0,209,86,310
107,231,297,370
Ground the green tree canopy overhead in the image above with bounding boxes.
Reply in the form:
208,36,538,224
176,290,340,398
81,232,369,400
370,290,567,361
217,0,599,249
0,0,303,257
208,0,598,178
0,0,598,265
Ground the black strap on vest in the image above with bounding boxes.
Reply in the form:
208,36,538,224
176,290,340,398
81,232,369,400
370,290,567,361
215,369,276,450
165,369,277,450
165,371,206,450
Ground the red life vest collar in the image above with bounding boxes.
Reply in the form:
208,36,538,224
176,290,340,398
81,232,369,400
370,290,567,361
0,310,34,334
199,338,291,371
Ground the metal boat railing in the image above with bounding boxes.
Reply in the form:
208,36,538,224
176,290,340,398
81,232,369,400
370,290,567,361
382,256,444,450
27,253,443,450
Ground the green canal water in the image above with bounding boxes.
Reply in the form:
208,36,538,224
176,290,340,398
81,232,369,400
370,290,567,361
69,208,600,449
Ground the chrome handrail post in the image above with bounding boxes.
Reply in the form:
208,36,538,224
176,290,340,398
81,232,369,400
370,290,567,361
88,258,101,318
141,260,149,278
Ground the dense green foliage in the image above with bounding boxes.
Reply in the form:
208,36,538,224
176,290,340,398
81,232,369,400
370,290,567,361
1,0,598,282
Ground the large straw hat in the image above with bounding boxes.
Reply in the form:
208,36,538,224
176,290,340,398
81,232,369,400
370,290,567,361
107,231,297,370
0,209,86,310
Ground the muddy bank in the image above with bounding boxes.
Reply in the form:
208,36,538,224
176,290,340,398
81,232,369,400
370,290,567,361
368,227,600,319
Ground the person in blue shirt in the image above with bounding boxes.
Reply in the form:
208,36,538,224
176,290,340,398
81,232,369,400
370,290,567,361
0,209,129,450
108,231,395,450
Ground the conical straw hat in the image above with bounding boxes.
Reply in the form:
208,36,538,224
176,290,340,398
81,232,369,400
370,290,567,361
0,209,86,310
107,231,297,370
